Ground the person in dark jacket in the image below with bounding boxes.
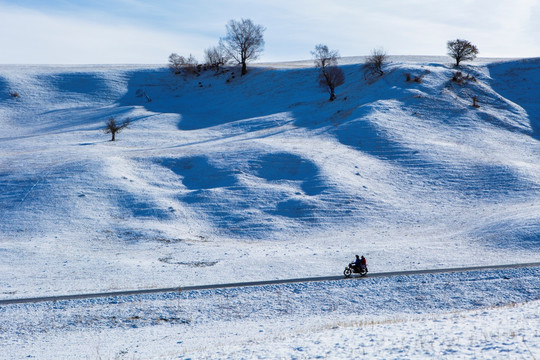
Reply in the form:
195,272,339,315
353,255,362,272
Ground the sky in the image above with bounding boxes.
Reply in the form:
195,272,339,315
0,0,538,64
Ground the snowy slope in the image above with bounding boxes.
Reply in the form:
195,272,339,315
1,58,540,298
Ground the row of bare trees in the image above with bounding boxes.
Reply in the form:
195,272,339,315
167,20,479,104
111,36,478,140
312,45,389,101
313,39,478,101
170,18,265,77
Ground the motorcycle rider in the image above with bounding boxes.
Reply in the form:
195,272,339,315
352,255,368,272
353,255,362,272
345,254,368,278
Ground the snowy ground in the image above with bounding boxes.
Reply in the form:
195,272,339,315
1,56,539,358
1,267,539,359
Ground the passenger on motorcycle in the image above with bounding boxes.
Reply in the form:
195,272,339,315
353,255,367,272
360,255,367,271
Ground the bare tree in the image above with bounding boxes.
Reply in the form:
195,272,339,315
104,117,130,141
168,53,185,75
311,44,345,101
363,48,388,79
184,54,199,75
311,44,339,69
222,18,265,75
168,53,198,75
447,39,479,66
204,42,230,71
319,66,345,101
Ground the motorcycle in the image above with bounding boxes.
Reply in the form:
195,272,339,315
344,263,368,278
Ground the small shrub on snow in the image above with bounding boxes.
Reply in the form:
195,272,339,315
135,89,151,103
168,53,199,76
363,48,388,80
472,95,480,108
204,43,231,72
451,71,476,85
451,71,464,84
405,73,423,83
183,54,200,76
9,91,20,98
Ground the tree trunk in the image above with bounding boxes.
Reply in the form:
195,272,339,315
111,131,116,141
241,62,247,75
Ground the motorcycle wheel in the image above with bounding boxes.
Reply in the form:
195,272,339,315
360,268,368,277
344,268,352,278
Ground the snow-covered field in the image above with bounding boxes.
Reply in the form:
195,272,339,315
1,56,539,358
2,267,539,359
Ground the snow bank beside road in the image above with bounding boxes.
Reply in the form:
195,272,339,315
210,300,540,359
1,267,539,359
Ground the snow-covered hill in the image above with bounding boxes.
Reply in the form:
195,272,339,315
1,57,539,297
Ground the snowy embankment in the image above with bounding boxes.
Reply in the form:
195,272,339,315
1,267,539,359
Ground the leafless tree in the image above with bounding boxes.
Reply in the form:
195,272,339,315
168,53,198,75
222,18,265,75
183,54,199,75
363,48,388,79
168,53,185,74
447,39,479,66
311,44,339,69
319,66,345,101
204,42,230,71
311,44,345,101
104,117,130,141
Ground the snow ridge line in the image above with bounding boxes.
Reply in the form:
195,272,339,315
2,262,539,305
